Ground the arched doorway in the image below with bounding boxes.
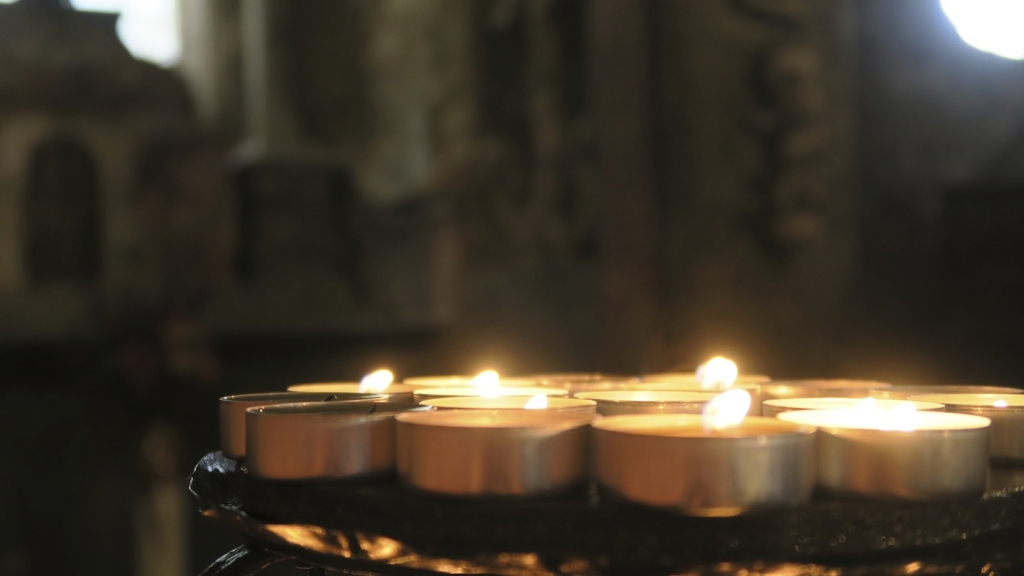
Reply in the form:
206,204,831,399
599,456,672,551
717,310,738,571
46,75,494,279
26,138,100,285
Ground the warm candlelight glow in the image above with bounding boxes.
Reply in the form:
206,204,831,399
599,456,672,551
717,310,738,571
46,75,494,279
358,369,395,393
523,393,548,409
702,389,751,432
995,399,1009,408
695,357,739,390
471,370,501,397
852,397,918,431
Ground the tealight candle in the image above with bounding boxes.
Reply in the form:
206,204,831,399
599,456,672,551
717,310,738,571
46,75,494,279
396,410,594,496
288,382,419,403
871,385,1023,400
641,373,771,385
779,408,991,499
245,401,428,480
219,392,383,460
592,412,815,516
759,379,891,402
523,373,635,396
575,391,718,416
412,387,568,404
908,394,1024,462
403,371,534,388
631,357,764,415
763,397,945,417
422,395,596,413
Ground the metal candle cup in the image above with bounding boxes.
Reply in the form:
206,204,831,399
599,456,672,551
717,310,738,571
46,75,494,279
288,382,419,403
909,394,1024,463
523,373,635,396
219,392,383,460
412,387,568,404
396,410,594,496
759,380,891,402
245,401,429,480
422,396,596,413
575,391,718,416
592,414,815,516
779,409,991,500
403,375,535,388
871,385,1023,400
763,397,945,417
624,382,763,415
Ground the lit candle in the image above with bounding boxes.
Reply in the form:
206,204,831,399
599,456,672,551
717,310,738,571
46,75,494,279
219,391,384,460
413,386,569,404
762,397,945,417
422,395,596,413
403,370,534,388
574,390,717,416
395,410,594,496
779,403,991,499
870,384,1023,400
245,401,429,480
288,370,417,402
759,379,891,402
908,393,1024,462
592,389,816,516
630,357,763,414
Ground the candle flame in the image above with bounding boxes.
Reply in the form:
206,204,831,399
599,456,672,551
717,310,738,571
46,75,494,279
995,399,1009,408
702,389,751,432
523,393,548,409
854,397,918,431
472,370,501,397
358,369,394,393
696,357,739,390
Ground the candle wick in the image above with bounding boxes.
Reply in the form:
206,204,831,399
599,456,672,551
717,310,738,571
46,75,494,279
322,394,338,402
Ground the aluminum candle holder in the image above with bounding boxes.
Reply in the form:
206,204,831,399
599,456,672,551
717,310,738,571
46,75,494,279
624,382,763,415
762,397,945,417
779,409,991,500
412,386,568,404
422,396,596,413
592,414,815,516
575,390,718,416
287,382,419,403
522,373,635,396
245,401,428,481
871,385,1023,400
759,380,891,402
396,410,594,496
403,376,536,388
219,392,384,460
910,394,1024,463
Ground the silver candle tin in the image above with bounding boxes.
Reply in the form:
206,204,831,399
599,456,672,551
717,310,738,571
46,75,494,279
762,397,945,417
422,396,597,413
592,414,816,516
245,401,428,480
412,387,568,404
759,380,891,402
287,382,418,403
395,410,594,496
871,385,1023,400
779,409,991,500
575,390,718,416
219,392,383,460
909,394,1024,463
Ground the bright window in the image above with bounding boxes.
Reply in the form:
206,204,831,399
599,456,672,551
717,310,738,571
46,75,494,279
69,0,181,68
941,0,1024,60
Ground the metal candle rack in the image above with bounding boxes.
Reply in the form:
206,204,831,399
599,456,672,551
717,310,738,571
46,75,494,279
192,452,1024,576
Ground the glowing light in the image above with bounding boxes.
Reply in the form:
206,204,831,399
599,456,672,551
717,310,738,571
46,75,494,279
471,370,501,398
695,357,739,390
69,0,181,67
940,0,1024,60
995,399,1009,408
523,394,548,409
702,389,751,432
853,397,918,431
358,369,394,393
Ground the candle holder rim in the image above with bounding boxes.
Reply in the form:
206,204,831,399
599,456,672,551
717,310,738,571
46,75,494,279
413,387,570,397
287,382,419,394
221,392,381,404
908,393,1024,409
520,372,635,383
592,414,815,437
778,409,992,430
761,379,892,389
422,397,597,409
576,390,719,403
395,408,594,429
246,400,422,418
763,397,946,411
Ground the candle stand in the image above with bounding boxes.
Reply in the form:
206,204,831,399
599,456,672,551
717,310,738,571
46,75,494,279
192,452,1024,576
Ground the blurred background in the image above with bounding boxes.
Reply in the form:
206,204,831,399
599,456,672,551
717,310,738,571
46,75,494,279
1,0,1023,573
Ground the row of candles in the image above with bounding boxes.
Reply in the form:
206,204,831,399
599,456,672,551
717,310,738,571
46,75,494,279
219,359,1024,517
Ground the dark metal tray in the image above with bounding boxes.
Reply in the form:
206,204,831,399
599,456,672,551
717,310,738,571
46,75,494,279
191,452,1024,575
